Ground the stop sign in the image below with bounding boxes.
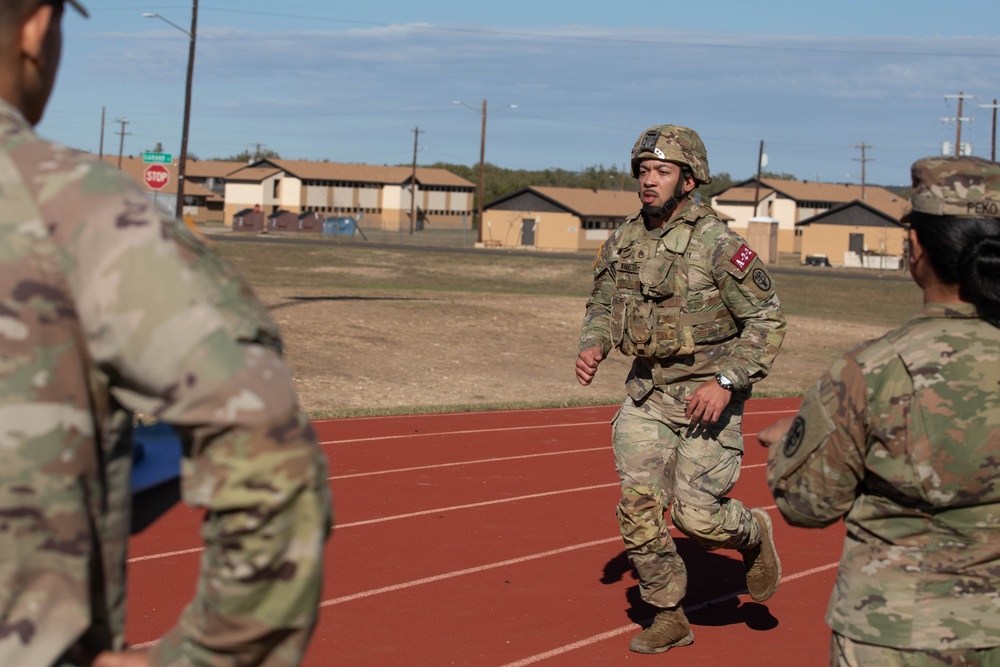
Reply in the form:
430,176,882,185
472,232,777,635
143,164,170,190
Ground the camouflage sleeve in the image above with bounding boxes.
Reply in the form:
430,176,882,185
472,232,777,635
766,353,868,528
713,235,787,390
578,238,616,355
61,163,333,666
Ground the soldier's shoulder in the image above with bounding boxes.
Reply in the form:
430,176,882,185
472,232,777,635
9,137,141,203
608,213,644,244
692,208,741,248
841,328,907,383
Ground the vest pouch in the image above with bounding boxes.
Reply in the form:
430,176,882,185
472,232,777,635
651,304,682,358
639,255,676,299
628,300,656,357
610,294,628,352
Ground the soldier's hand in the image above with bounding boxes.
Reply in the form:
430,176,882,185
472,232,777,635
575,347,604,386
91,648,151,667
756,417,794,447
685,380,732,425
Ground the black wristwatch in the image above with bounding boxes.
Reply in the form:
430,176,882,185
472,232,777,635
715,373,735,392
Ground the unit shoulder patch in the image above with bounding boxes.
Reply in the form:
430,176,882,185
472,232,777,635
730,244,757,271
782,416,806,458
751,267,772,293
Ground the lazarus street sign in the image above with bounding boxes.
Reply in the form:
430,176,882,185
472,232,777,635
143,163,170,191
142,151,172,164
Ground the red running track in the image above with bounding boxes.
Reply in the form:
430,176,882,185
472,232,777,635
125,397,846,665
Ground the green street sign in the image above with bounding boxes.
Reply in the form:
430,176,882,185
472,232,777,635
143,152,172,164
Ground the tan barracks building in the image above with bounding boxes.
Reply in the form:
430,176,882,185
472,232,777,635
712,177,909,260
795,200,907,269
482,186,642,252
223,159,475,232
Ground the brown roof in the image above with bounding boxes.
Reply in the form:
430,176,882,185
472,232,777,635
184,159,245,178
713,186,776,204
716,178,908,219
530,186,638,217
225,166,284,182
224,159,474,189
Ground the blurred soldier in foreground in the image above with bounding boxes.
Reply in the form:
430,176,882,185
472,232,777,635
0,2,332,666
575,124,786,654
760,156,1000,666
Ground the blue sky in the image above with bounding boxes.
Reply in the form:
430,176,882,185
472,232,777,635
42,0,1000,186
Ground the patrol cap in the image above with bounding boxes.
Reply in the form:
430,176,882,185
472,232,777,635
908,156,1000,220
65,0,89,17
630,124,712,185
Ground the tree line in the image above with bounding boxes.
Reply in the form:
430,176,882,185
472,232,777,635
426,162,800,208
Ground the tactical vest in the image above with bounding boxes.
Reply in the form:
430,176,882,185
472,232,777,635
609,212,738,359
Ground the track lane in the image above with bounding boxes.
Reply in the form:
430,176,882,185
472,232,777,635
125,398,842,666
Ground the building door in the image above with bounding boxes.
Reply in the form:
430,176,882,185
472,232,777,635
520,218,536,246
848,233,864,255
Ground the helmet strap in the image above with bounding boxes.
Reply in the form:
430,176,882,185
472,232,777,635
641,178,689,220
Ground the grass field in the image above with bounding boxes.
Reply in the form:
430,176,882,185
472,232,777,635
207,234,924,417
213,235,921,326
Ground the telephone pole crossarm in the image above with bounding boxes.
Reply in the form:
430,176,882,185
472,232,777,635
942,91,976,157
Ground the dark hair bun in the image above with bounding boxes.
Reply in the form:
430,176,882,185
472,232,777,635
962,236,1000,324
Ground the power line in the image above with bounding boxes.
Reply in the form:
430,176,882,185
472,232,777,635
196,10,1000,59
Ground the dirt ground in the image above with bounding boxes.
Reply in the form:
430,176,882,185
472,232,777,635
256,288,892,416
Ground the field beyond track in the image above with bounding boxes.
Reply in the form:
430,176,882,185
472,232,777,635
208,232,922,418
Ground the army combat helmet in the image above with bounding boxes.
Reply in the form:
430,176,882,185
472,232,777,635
630,125,712,185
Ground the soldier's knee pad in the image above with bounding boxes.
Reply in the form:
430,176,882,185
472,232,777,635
617,485,664,550
669,500,726,548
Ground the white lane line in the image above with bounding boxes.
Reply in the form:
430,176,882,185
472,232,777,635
330,447,608,480
319,420,608,446
126,560,838,654
128,464,769,563
128,547,203,564
336,483,619,529
317,407,800,446
126,483,619,565
498,561,840,667
321,504,777,607
320,536,623,607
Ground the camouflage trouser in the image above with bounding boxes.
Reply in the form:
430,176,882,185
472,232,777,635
612,388,761,609
832,633,1000,667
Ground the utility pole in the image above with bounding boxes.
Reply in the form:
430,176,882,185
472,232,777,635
753,140,764,217
477,100,487,240
979,99,999,161
853,142,874,200
115,118,130,169
409,126,423,235
452,99,516,243
99,106,105,159
942,91,975,156
175,0,198,223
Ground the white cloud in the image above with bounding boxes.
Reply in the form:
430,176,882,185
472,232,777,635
44,21,1000,183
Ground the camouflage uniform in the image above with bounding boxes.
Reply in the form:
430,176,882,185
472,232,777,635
767,156,1000,665
580,193,786,608
0,100,332,666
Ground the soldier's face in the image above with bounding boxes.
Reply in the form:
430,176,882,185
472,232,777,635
20,1,64,125
637,159,693,211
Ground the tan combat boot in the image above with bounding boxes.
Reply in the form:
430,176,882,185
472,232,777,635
740,508,781,602
628,606,694,654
